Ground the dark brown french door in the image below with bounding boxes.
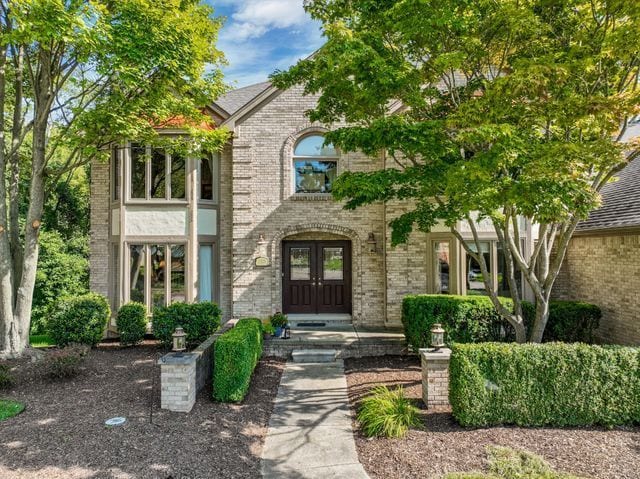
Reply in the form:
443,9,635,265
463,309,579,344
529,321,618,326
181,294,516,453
282,241,351,314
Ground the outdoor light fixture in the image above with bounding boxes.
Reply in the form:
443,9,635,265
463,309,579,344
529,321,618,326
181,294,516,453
367,232,377,253
430,323,445,350
283,326,291,340
257,233,266,245
172,327,187,355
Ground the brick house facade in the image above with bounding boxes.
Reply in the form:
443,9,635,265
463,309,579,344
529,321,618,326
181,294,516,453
90,82,535,332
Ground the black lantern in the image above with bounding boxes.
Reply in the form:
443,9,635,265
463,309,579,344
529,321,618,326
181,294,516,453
367,232,377,253
430,323,445,350
172,326,187,355
283,326,291,340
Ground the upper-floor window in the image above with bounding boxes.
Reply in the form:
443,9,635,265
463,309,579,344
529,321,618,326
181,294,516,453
293,135,338,194
129,144,186,201
198,152,218,202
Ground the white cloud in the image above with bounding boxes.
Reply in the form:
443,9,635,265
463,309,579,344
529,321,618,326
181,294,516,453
221,0,310,41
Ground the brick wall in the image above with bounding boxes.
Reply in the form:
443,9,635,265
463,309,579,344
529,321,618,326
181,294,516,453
553,232,640,345
89,158,110,298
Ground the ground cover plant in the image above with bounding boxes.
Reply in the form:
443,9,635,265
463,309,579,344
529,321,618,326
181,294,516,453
0,364,14,389
445,447,583,479
357,385,421,438
29,335,55,348
450,342,640,427
213,318,263,402
45,344,90,379
48,293,110,347
0,399,24,422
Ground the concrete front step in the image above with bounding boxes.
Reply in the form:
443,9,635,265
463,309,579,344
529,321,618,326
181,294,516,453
292,349,338,363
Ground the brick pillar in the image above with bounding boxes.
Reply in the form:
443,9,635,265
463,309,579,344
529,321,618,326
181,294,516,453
158,353,197,413
420,348,451,408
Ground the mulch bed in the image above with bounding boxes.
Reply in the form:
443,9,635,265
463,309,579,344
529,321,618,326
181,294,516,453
0,345,285,478
344,355,640,479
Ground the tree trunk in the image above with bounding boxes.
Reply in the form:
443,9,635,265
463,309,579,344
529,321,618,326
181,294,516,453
529,299,550,343
512,316,527,343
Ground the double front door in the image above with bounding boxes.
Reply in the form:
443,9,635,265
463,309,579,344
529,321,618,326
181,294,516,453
283,241,352,314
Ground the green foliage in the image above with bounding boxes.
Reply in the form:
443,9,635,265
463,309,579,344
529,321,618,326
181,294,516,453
48,293,110,347
262,320,276,336
449,342,640,427
0,400,25,422
213,318,263,402
269,312,288,328
357,385,422,438
152,302,221,348
45,344,90,379
31,231,89,334
29,334,55,348
522,301,601,343
116,302,148,346
0,365,14,390
402,295,601,349
445,446,583,479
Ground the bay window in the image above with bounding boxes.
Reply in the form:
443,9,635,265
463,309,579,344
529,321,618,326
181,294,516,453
128,144,186,201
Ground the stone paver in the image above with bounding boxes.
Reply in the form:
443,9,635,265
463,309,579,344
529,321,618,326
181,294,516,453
261,360,369,479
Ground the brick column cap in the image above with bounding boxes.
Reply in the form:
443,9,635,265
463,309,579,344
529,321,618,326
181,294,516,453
419,347,451,361
158,352,197,366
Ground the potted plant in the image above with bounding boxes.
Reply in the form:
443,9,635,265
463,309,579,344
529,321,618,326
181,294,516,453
270,312,288,338
262,319,275,339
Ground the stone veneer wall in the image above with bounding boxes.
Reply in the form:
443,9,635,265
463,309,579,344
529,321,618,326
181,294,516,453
89,158,110,298
553,232,640,345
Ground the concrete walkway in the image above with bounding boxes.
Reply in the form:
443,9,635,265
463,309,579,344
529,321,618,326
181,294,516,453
261,360,369,479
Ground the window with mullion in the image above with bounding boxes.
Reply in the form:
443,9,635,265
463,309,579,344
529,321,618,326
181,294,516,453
128,145,186,201
293,135,338,194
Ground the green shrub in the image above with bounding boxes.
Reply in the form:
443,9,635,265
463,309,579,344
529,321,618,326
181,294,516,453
116,302,148,346
357,385,422,438
31,231,88,335
152,302,221,348
48,293,110,347
522,301,601,343
449,342,640,427
0,399,25,422
402,295,515,350
0,365,14,390
445,446,583,479
213,318,263,402
402,295,602,350
45,344,90,379
262,319,275,336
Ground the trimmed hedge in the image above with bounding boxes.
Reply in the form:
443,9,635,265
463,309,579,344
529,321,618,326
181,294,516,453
402,295,601,350
48,293,110,347
449,342,640,427
116,302,148,346
213,318,263,402
152,302,221,347
402,295,514,350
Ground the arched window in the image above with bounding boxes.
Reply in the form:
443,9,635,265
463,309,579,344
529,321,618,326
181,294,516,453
293,135,338,194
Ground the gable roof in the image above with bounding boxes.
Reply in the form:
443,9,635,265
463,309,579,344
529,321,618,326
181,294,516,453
214,81,272,117
576,155,640,233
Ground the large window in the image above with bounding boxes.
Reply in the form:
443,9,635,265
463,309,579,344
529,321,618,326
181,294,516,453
129,244,186,310
293,135,338,194
464,240,523,297
198,244,215,302
433,241,450,294
128,144,186,201
199,153,217,201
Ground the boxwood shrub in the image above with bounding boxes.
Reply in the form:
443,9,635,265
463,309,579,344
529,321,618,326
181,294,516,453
402,295,601,350
116,302,148,346
152,302,221,348
48,293,110,347
449,342,640,427
213,318,263,402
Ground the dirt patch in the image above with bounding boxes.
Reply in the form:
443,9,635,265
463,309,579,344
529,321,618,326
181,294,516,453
344,355,640,479
0,346,284,478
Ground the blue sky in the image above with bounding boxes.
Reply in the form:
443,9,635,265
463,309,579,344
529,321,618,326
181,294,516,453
207,1,324,88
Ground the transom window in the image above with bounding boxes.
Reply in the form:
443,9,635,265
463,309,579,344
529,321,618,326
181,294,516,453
293,135,338,194
129,144,186,200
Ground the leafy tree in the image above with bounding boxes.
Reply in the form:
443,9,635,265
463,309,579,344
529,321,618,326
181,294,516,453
0,0,229,357
273,0,640,342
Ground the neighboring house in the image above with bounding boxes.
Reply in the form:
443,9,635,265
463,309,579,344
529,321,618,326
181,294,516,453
554,153,640,346
90,81,536,333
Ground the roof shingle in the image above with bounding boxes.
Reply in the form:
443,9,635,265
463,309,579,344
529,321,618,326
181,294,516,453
214,81,271,116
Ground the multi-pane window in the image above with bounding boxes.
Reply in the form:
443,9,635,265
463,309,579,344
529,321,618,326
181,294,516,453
129,244,187,310
293,135,338,194
128,144,186,200
463,240,523,297
465,241,492,295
